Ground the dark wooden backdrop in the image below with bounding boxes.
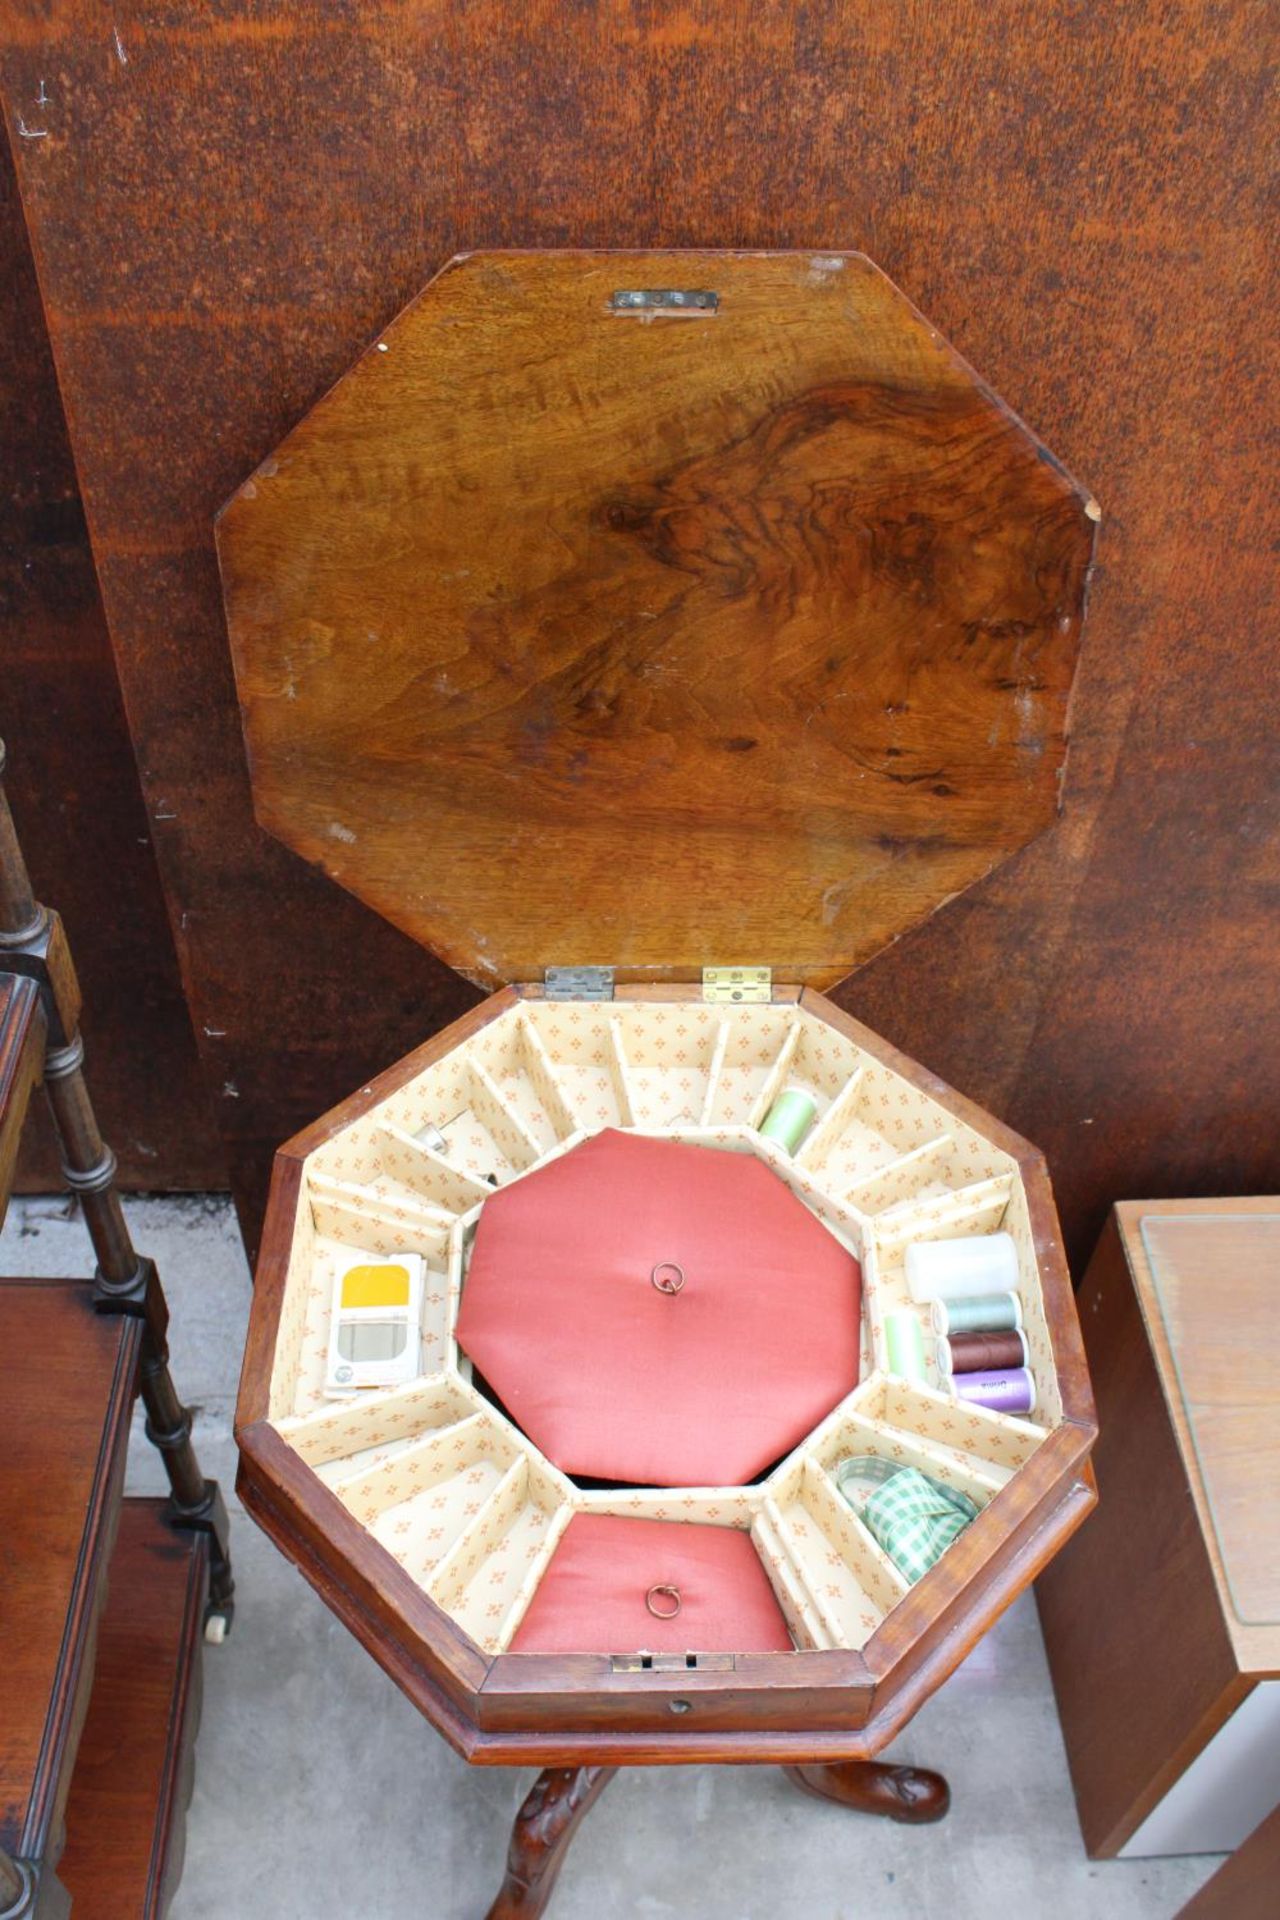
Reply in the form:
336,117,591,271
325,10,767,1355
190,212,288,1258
2,1,1276,1265
0,130,223,1190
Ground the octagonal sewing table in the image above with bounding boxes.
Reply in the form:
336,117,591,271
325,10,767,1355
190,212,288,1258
221,251,1100,1918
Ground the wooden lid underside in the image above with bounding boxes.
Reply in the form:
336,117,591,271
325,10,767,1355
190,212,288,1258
217,251,1096,989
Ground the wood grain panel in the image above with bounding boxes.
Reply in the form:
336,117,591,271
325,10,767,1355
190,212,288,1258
217,249,1095,989
58,1500,209,1919
0,131,225,1192
0,1276,140,1862
2,2,1276,1258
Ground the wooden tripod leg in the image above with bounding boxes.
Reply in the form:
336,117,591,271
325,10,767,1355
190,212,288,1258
486,1766,617,1920
783,1759,950,1824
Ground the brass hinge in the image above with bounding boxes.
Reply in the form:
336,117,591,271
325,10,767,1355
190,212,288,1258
701,966,772,1004
545,965,614,1001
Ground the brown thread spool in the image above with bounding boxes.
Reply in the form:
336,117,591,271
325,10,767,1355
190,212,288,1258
939,1329,1028,1376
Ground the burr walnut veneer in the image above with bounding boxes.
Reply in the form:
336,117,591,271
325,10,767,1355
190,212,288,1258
223,251,1098,1914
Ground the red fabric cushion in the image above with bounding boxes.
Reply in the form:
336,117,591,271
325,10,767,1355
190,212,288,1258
456,1130,861,1486
509,1514,793,1654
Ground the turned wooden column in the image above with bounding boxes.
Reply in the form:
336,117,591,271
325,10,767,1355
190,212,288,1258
0,741,233,1630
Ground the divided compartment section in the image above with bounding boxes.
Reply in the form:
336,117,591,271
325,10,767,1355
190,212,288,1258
748,1016,869,1136
798,1059,941,1199
428,1454,572,1654
701,1005,803,1126
466,1009,579,1153
751,1508,826,1651
520,1000,633,1131
574,1489,760,1527
335,1411,527,1586
373,1122,494,1215
810,1377,1042,1497
275,1372,481,1487
611,1001,725,1128
799,1059,1014,1215
760,1457,910,1650
270,1185,454,1420
867,1179,1063,1426
367,1039,544,1187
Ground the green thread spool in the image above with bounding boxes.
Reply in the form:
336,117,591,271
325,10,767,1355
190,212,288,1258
758,1084,818,1156
884,1307,929,1385
930,1291,1022,1337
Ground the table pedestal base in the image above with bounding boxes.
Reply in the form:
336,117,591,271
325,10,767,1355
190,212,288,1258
485,1757,950,1918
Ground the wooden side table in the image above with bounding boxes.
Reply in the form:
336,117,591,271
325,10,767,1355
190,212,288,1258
0,746,231,1915
1036,1199,1280,1858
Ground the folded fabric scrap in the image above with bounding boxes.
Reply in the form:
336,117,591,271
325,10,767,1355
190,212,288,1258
835,1455,979,1584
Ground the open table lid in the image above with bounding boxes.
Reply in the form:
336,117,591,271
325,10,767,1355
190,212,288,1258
217,250,1097,991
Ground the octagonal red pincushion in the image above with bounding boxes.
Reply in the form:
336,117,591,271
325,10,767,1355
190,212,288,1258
455,1129,861,1486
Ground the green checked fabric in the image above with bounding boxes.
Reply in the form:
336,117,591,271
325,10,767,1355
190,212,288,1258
860,1467,979,1584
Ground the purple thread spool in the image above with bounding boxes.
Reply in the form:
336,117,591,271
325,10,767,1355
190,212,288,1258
950,1366,1037,1417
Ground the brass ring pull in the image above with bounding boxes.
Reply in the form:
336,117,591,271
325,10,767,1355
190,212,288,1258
646,1583,682,1619
651,1261,685,1295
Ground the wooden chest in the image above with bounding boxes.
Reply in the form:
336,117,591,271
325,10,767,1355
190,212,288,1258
218,250,1098,1765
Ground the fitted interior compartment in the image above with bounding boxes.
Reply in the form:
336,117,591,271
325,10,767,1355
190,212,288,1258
811,1375,1044,1501
760,1456,910,1649
370,1052,543,1187
751,1507,824,1650
798,1061,941,1195
372,1122,495,1215
269,1190,455,1420
275,1372,480,1487
612,1002,725,1127
335,1411,527,1584
800,1062,1014,1211
519,1000,632,1130
701,1005,803,1125
574,1487,761,1527
265,995,1068,1653
427,1455,572,1653
466,1010,579,1153
751,1018,869,1137
866,1184,1062,1426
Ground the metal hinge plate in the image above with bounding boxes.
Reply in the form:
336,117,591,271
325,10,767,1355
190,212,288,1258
701,966,772,1004
610,289,719,314
545,965,614,1001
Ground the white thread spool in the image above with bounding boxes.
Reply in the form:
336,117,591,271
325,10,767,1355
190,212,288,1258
904,1230,1019,1304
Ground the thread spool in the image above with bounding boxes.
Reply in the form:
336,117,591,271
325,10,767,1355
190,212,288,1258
950,1367,1037,1417
905,1231,1019,1303
930,1291,1023,1337
936,1330,1029,1377
884,1308,929,1385
758,1084,818,1156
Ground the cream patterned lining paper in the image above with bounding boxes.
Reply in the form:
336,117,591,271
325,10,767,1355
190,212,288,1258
266,1000,1065,1655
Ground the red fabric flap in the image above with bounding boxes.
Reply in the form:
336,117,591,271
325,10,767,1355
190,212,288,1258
509,1514,793,1654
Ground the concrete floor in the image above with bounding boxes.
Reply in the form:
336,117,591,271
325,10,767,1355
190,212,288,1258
2,1195,1224,1919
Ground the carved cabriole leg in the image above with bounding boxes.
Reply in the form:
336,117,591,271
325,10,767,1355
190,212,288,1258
783,1758,950,1823
486,1767,617,1920
0,743,233,1633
